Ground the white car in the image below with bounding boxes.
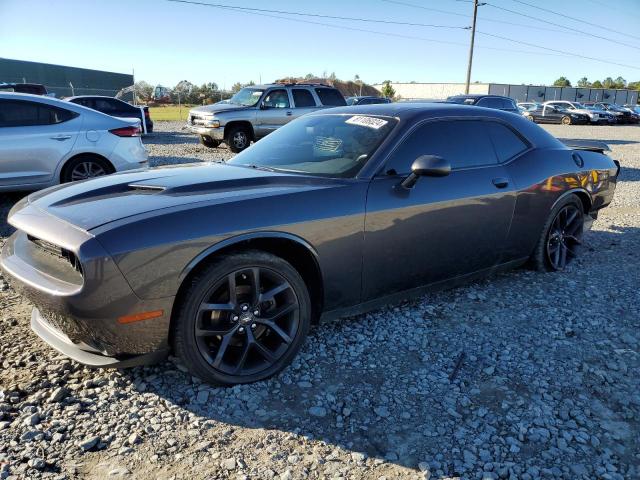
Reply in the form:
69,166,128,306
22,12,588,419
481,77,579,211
0,92,148,192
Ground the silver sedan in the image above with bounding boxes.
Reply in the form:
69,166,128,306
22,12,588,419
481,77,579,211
0,92,148,192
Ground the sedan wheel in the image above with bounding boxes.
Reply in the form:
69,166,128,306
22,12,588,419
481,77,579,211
173,252,311,385
61,156,112,183
71,161,106,181
561,115,572,125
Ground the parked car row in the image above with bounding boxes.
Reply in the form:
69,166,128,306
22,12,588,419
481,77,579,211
518,100,638,125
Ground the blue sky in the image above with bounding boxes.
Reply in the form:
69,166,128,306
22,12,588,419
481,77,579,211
1,0,639,88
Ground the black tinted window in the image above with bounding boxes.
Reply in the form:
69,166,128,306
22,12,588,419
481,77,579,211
292,89,316,107
476,97,502,109
485,122,528,162
0,100,76,127
501,98,516,109
315,88,347,106
384,120,497,174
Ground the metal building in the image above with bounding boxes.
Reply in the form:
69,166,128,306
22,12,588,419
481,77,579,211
0,58,134,98
375,82,639,105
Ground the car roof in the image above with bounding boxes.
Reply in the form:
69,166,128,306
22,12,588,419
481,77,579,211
244,83,338,90
448,94,511,99
66,95,123,100
309,101,521,120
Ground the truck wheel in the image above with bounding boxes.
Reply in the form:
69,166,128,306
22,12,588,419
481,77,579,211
226,126,251,153
199,135,220,148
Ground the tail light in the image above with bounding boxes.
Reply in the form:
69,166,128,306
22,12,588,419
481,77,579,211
109,126,141,137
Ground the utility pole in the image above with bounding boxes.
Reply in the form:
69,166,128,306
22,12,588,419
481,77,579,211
465,0,481,94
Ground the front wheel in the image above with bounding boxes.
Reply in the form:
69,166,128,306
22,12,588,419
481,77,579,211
173,251,311,385
531,195,584,272
226,126,251,153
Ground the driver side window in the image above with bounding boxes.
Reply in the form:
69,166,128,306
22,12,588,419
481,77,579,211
383,120,498,175
263,89,290,109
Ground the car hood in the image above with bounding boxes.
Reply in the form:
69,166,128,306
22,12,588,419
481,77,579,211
189,103,252,115
20,163,346,231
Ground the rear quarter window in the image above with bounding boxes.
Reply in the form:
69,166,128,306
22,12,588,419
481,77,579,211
485,121,529,162
292,89,317,107
315,88,347,106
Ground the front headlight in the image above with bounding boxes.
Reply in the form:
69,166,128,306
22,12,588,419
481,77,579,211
205,119,221,128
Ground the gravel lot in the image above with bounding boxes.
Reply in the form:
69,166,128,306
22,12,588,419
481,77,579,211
0,122,639,480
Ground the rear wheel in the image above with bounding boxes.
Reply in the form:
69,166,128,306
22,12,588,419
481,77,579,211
61,155,113,183
226,126,251,153
561,115,572,125
199,135,220,148
173,251,311,385
531,195,584,272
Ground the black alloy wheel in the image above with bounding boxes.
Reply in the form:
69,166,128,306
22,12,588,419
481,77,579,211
545,204,583,270
173,252,311,385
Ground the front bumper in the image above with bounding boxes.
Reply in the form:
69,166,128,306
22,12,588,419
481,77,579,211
31,308,167,368
187,124,225,140
1,221,173,368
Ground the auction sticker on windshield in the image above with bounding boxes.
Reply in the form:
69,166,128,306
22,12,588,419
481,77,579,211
345,115,388,130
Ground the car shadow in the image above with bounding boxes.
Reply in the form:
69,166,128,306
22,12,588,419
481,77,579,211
143,130,208,146
121,224,640,475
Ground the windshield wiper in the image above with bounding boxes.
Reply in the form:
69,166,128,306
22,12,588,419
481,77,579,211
245,164,280,172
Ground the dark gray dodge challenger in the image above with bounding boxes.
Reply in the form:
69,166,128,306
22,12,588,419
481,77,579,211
1,103,619,385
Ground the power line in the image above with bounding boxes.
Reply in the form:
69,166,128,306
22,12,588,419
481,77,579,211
477,30,640,70
380,0,608,37
484,2,640,50
164,0,466,29
504,0,640,41
163,0,640,71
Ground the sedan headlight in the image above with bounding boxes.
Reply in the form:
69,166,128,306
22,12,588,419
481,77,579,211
205,119,221,128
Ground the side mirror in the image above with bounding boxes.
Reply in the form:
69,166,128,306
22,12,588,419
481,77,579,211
400,155,451,189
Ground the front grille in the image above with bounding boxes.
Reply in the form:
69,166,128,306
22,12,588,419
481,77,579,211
27,235,83,276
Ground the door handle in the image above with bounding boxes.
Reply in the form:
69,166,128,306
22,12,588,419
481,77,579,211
286,111,292,116
50,135,72,141
492,177,509,188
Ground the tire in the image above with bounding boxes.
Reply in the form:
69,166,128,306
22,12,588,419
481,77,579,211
561,115,571,125
531,194,584,272
61,155,113,183
199,135,220,148
525,115,535,122
225,125,251,153
173,251,311,385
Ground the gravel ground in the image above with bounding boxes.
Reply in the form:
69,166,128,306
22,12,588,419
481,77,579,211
0,122,639,480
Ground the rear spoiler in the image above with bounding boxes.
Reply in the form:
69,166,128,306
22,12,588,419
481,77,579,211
559,139,611,154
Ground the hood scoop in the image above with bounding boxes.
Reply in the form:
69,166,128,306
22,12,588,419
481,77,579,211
127,183,166,193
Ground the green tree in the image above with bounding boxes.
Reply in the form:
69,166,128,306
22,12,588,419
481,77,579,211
553,76,571,87
380,80,396,99
133,81,153,101
628,81,640,90
603,77,615,88
591,80,603,88
231,82,243,93
577,77,590,88
614,76,626,89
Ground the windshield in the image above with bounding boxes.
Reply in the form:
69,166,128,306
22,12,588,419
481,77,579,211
227,114,398,177
229,88,265,107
